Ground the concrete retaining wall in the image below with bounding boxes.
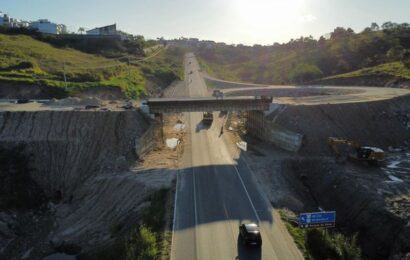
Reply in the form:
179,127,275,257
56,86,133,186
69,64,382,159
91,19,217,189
135,124,156,158
247,110,304,152
269,127,304,152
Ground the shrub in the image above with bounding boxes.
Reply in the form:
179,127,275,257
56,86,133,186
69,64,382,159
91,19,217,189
306,229,361,260
403,51,410,68
125,226,158,260
288,63,324,83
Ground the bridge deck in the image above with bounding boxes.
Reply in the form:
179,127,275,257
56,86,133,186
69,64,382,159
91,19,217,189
146,96,272,113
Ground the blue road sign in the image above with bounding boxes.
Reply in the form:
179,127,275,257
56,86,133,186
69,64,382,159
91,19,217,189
299,211,336,228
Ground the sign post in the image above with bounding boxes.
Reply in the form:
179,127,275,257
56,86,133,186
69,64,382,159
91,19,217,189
299,211,336,228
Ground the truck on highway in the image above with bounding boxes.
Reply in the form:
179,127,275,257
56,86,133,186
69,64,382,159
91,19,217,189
203,112,213,125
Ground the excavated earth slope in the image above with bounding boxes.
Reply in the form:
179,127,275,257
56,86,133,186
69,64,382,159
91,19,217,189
262,95,410,259
0,111,174,259
270,94,410,154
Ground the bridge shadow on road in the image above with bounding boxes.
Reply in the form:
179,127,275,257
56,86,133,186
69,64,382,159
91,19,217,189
172,154,275,258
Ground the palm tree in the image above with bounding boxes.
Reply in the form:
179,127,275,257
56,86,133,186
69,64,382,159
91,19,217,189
78,27,85,35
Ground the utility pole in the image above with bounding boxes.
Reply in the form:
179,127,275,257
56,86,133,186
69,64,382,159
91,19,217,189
128,56,131,78
63,61,68,92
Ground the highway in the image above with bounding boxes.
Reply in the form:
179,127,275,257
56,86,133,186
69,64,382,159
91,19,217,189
170,53,302,260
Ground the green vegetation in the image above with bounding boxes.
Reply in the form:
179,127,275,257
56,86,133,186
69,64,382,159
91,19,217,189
278,209,362,260
84,188,171,260
0,26,146,57
197,22,410,85
126,226,158,260
289,63,324,83
0,34,145,98
0,33,184,99
125,188,170,260
325,61,410,80
137,47,185,89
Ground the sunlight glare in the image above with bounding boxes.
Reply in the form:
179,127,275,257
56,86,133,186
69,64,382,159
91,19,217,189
234,0,306,27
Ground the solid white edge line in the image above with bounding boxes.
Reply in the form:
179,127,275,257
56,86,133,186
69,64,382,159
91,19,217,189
192,153,199,260
233,164,280,260
233,165,260,223
239,156,304,260
170,171,179,260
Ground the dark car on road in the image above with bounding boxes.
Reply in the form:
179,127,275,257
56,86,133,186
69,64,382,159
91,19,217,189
239,223,262,246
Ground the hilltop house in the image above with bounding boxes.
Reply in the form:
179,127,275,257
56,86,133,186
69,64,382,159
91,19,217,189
86,24,117,36
30,19,67,34
0,12,30,29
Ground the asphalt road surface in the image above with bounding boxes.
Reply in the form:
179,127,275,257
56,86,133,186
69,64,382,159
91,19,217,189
203,74,410,105
170,54,302,260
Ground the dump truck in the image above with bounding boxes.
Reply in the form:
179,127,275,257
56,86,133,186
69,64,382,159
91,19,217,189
203,112,213,125
327,137,385,165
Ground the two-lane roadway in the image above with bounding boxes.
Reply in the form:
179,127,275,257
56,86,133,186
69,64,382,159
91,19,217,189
171,53,302,260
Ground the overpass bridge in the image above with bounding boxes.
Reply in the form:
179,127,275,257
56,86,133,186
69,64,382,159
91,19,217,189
146,96,272,113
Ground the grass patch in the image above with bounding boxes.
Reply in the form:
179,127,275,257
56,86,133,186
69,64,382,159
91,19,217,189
0,33,183,99
323,62,410,80
137,47,185,89
278,209,362,260
204,79,218,89
197,57,240,82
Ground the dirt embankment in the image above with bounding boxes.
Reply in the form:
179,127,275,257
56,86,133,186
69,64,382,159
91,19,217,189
0,83,67,99
281,158,409,259
271,94,410,155
243,95,410,259
0,111,175,259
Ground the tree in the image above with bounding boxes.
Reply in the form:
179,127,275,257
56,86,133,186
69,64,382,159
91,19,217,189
381,21,398,30
370,22,379,31
402,51,410,68
330,27,354,39
126,226,158,260
77,27,85,34
386,45,405,61
288,63,324,83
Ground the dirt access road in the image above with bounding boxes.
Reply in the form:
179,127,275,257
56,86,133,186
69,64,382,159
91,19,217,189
203,74,410,105
170,53,302,260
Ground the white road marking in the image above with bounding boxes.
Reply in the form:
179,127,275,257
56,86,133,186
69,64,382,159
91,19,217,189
170,171,179,260
233,166,260,223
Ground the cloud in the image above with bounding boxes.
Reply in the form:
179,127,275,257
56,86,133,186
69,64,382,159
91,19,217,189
300,14,317,22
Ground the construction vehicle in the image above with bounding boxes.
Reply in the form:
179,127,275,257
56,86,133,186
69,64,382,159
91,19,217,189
327,137,385,165
203,112,213,125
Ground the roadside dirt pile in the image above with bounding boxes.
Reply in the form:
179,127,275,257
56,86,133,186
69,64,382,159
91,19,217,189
48,97,101,107
270,95,410,155
0,111,175,259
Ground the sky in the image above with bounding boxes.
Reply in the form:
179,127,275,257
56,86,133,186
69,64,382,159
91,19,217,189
1,0,409,45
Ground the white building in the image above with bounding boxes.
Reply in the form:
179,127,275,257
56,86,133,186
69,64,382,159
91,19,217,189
0,13,10,27
30,19,67,34
86,24,117,35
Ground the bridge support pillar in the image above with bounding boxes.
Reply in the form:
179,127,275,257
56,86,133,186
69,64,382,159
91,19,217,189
154,113,164,142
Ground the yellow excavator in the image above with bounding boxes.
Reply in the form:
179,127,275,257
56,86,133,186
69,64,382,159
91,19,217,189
327,137,385,165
